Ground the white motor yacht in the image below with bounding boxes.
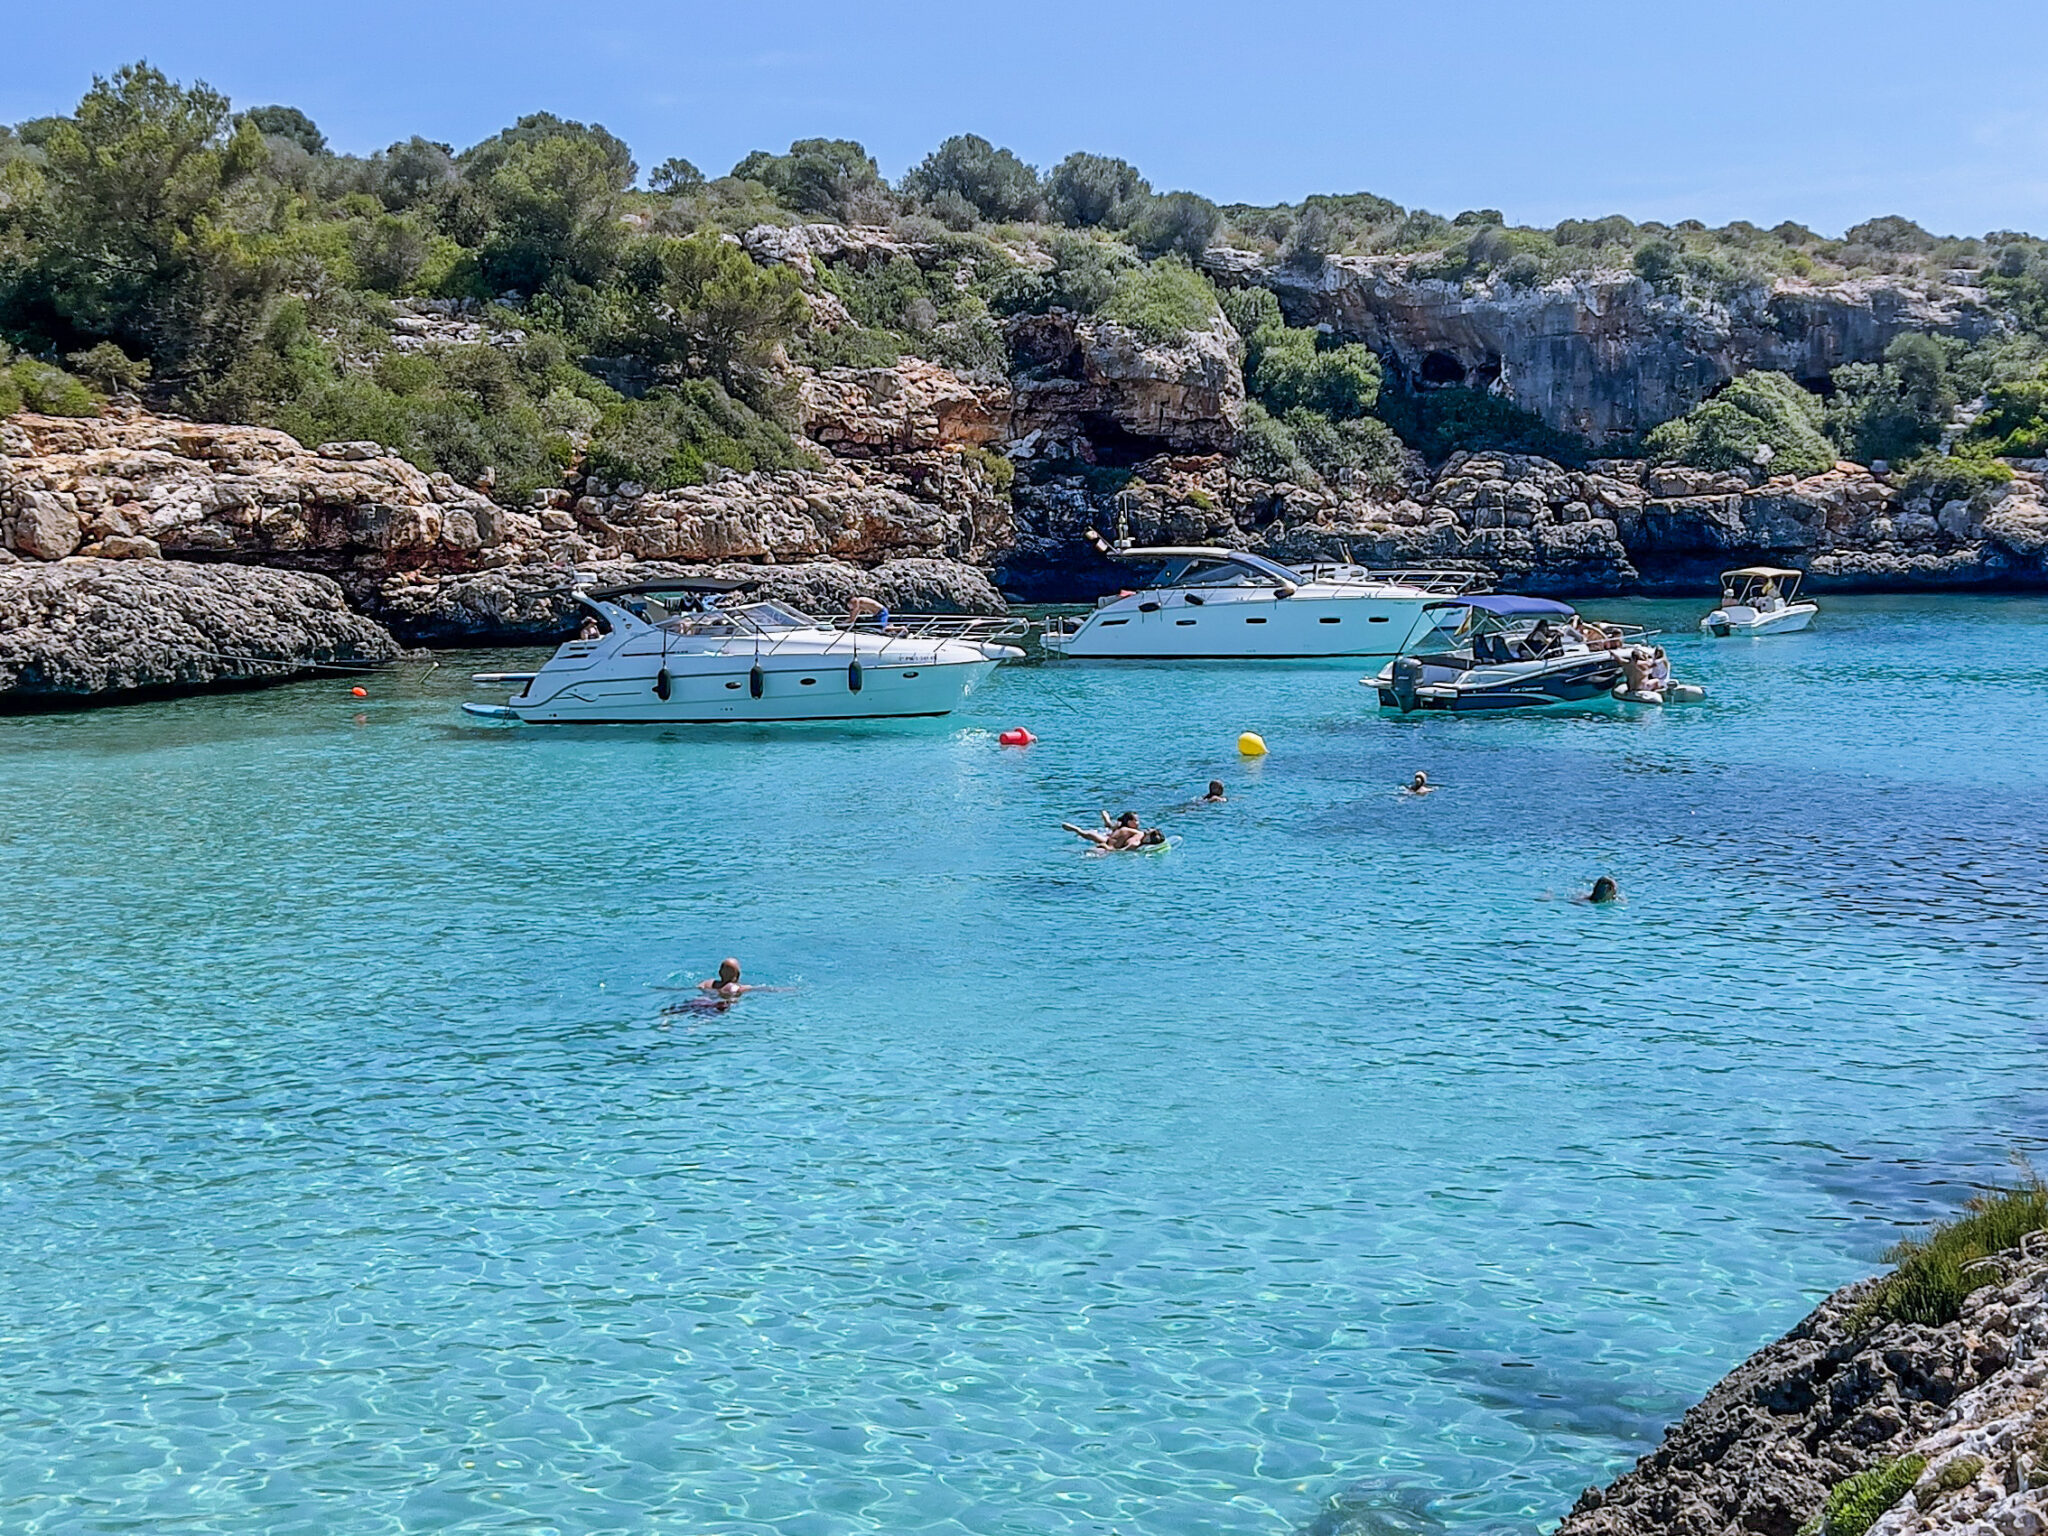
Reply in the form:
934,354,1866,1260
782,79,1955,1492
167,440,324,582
1365,596,1665,713
463,578,1026,724
1700,567,1818,637
1040,538,1486,660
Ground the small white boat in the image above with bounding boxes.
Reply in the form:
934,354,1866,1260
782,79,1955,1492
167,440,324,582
464,578,1025,724
1041,537,1485,660
1700,567,1818,637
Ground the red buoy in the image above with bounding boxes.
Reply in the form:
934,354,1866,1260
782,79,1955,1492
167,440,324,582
998,728,1036,746
351,686,368,697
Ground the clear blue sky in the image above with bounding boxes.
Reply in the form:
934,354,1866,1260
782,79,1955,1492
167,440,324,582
5,0,2045,239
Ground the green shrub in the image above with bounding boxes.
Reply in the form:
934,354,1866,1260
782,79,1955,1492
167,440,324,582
1284,408,1404,486
1851,1173,2048,1329
1127,191,1221,262
585,378,809,490
1804,1456,1925,1536
1644,371,1836,476
64,341,147,393
1045,152,1148,229
990,234,1135,318
1236,401,1312,482
0,357,99,416
1894,449,2013,510
1376,385,1586,465
959,444,1014,494
901,135,1040,222
1097,256,1219,344
1934,1456,1984,1494
1251,327,1381,421
1217,285,1282,346
729,138,883,220
1966,366,2048,457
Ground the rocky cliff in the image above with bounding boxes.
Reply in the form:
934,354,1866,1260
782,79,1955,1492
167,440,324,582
1207,249,2000,442
1004,448,2048,599
1558,1236,2048,1536
0,558,400,705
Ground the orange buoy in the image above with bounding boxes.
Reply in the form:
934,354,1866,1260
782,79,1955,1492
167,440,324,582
351,686,368,697
998,728,1036,746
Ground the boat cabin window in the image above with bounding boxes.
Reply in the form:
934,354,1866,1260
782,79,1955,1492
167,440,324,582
1142,557,1277,591
647,598,815,636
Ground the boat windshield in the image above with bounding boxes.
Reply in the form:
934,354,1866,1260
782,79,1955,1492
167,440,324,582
1140,556,1284,590
649,599,818,635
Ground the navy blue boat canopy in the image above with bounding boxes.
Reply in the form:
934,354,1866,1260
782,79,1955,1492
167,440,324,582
1424,594,1577,617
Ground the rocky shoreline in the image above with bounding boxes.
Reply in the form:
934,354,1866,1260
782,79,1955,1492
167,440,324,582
4,226,2047,704
1557,1238,2048,1536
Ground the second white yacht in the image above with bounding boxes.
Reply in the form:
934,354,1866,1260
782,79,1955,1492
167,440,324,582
1040,540,1486,659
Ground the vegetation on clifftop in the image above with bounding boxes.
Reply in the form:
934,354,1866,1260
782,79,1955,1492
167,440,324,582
4,61,2048,500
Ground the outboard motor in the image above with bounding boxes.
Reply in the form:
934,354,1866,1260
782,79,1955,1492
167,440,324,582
1391,655,1423,713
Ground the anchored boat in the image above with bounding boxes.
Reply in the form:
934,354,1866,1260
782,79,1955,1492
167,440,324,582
1366,595,1653,713
1700,567,1818,637
1040,538,1485,660
464,578,1026,725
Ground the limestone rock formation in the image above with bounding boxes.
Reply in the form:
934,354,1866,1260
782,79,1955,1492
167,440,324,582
799,360,1010,456
1222,252,1998,442
1005,310,1245,457
1557,1239,2048,1536
2,409,1018,636
359,556,1005,645
0,558,400,705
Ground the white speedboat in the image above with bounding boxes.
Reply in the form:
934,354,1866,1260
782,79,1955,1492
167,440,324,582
463,578,1025,724
1366,596,1655,713
1040,540,1486,659
1700,567,1818,637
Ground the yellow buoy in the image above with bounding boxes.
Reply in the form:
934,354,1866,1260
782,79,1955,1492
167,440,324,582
1237,732,1267,757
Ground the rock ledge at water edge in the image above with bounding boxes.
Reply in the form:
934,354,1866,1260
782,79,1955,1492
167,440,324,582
0,559,402,707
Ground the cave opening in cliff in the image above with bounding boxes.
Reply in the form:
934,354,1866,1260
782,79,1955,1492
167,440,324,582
1075,414,1166,468
1419,351,1468,386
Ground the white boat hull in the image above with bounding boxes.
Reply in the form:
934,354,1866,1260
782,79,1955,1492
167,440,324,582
497,650,1002,724
1044,592,1448,659
1700,603,1818,637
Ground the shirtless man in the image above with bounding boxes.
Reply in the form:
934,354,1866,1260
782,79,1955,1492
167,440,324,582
847,595,890,629
1404,771,1434,796
697,958,759,999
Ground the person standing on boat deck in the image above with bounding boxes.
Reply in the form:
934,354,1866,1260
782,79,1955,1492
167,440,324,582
698,958,759,999
847,595,889,629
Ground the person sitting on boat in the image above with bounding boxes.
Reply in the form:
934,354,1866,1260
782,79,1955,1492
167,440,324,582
847,595,890,630
577,615,603,641
698,958,760,999
1581,621,1617,652
1649,647,1673,689
1621,648,1661,700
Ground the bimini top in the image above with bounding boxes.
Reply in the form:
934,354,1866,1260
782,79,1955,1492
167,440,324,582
584,577,758,601
1721,566,1804,580
1423,594,1577,618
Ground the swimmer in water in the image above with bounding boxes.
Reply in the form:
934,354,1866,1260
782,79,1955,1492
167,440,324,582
1584,877,1621,904
1404,771,1434,796
697,957,759,999
1200,781,1227,803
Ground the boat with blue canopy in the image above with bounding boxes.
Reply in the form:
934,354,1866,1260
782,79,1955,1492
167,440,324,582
1364,594,1655,713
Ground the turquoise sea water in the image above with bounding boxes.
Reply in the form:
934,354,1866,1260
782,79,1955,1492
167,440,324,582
2,594,2044,1536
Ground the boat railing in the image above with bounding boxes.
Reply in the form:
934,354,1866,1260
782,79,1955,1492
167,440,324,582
824,614,1032,644
1301,566,1493,594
